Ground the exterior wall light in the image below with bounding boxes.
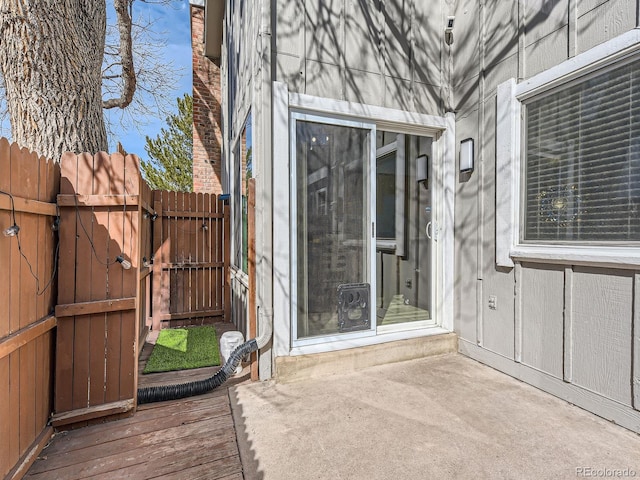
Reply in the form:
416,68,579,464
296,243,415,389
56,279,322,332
416,154,429,189
460,138,474,173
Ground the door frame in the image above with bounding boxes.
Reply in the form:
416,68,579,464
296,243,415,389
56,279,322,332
272,82,455,357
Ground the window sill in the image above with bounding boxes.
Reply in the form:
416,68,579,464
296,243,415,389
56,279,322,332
510,244,640,270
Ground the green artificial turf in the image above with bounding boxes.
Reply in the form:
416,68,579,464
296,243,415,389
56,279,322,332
143,326,221,374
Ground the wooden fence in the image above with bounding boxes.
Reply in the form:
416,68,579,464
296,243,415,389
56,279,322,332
0,139,59,480
151,191,230,330
53,152,154,428
1,139,233,478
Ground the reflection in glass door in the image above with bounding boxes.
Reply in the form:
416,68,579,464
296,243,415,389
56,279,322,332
375,133,433,329
292,114,376,344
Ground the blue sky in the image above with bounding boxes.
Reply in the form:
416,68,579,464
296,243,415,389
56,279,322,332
1,1,192,158
106,0,192,156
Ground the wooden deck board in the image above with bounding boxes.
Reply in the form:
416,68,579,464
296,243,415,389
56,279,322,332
26,323,247,480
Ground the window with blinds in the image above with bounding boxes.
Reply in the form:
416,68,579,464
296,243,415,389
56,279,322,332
524,58,640,243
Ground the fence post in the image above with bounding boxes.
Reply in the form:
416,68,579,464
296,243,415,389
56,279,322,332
151,192,164,331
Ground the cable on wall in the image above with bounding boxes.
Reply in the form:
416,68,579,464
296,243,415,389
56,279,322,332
0,190,59,296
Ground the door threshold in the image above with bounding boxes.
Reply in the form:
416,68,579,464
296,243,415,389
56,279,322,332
277,331,457,383
289,325,450,356
377,319,436,334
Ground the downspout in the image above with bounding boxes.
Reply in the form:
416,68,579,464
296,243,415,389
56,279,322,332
257,0,274,381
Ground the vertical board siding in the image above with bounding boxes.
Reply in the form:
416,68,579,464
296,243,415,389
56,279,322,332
273,0,443,115
150,191,227,328
563,267,574,383
570,268,634,406
519,263,564,379
576,0,637,54
0,138,58,479
231,273,249,338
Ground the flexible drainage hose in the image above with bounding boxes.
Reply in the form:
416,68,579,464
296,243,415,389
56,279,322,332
137,314,272,405
137,339,258,405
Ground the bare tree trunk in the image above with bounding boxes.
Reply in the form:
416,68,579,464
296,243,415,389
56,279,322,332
0,0,108,160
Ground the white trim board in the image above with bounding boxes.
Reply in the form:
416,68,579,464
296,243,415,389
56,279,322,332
289,92,447,136
459,339,640,434
272,81,291,358
495,78,520,269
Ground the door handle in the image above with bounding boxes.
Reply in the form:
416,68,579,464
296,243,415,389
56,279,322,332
426,222,432,239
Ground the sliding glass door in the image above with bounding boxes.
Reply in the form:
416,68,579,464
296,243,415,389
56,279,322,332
291,113,376,345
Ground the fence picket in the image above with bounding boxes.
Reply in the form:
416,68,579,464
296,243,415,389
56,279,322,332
120,154,139,401
0,139,10,339
55,153,77,415
90,152,110,407
0,356,10,476
9,144,22,334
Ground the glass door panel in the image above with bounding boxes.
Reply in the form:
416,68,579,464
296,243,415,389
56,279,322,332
375,133,434,328
293,115,375,342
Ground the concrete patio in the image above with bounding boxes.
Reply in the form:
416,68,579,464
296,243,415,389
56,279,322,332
231,353,640,480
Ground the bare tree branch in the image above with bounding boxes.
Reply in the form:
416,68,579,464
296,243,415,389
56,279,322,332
103,0,136,109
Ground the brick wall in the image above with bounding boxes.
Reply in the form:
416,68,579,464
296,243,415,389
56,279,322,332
191,5,223,194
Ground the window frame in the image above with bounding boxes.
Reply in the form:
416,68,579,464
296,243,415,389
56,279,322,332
496,30,640,269
375,135,406,256
231,111,252,274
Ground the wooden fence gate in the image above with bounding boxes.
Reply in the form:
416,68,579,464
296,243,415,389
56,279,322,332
54,151,154,427
151,191,230,330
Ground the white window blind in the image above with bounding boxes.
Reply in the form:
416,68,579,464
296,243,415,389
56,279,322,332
524,59,640,243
